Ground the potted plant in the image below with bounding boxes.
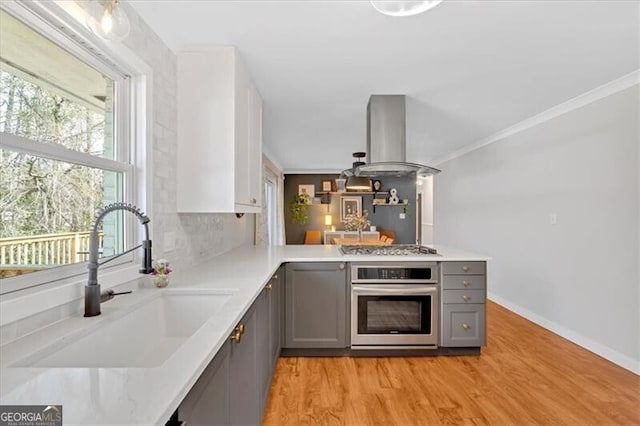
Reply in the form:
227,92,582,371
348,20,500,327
289,193,310,225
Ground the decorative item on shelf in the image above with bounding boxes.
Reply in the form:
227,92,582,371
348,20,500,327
298,184,314,203
334,178,346,193
321,180,334,192
320,192,331,204
152,259,172,288
86,0,131,42
344,210,371,241
372,179,382,192
340,196,362,222
388,188,399,205
289,193,310,224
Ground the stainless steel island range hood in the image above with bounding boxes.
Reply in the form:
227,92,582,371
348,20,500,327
343,95,441,178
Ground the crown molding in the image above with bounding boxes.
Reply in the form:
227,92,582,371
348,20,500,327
433,70,640,166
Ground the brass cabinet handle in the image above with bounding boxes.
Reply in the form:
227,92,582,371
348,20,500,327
265,283,273,291
230,328,242,343
462,323,470,331
274,274,278,279
238,324,245,335
251,198,257,204
462,265,470,272
462,295,470,302
462,280,470,287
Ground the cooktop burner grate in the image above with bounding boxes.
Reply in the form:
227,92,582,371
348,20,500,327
339,244,438,256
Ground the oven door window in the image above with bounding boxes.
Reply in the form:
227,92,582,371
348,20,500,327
358,295,432,335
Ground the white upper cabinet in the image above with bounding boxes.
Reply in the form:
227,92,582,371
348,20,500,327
177,46,262,213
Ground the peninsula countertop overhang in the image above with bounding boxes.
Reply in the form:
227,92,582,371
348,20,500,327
0,244,490,425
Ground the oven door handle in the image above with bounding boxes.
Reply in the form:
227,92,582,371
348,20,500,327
352,285,437,295
352,279,437,284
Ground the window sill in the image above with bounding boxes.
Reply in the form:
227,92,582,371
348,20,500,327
0,264,143,327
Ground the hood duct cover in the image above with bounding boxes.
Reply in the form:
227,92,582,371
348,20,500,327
348,95,441,178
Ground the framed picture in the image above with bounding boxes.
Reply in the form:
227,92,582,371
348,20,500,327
335,178,346,193
298,184,315,204
340,196,362,222
321,180,333,192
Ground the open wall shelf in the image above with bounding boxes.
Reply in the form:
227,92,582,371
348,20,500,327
315,191,390,196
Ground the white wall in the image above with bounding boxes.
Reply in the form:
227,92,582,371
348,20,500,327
434,85,639,373
124,9,254,269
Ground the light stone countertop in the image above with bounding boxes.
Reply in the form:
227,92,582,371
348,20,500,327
0,244,489,425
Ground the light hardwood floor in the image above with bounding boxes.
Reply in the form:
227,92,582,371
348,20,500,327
263,301,640,425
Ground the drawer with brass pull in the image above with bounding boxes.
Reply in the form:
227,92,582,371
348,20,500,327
442,261,486,275
442,289,485,304
442,275,486,290
441,304,485,347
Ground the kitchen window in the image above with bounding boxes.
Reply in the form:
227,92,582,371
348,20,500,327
0,5,142,294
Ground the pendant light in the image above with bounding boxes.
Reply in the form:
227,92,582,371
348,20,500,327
86,0,131,42
370,0,444,17
345,152,372,191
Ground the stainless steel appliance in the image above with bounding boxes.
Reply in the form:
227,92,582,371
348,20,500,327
350,262,439,349
340,244,439,256
340,95,441,178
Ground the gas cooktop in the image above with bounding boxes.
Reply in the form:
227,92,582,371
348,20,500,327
339,244,439,256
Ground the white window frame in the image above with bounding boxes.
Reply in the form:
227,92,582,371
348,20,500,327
0,0,152,296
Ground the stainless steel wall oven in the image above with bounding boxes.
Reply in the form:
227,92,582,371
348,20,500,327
350,262,439,349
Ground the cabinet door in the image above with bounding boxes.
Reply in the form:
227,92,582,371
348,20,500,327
270,271,282,367
285,262,348,348
179,341,230,426
441,304,485,347
255,288,271,419
229,304,258,425
247,83,262,208
233,59,251,208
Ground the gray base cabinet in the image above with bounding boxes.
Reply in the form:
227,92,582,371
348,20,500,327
270,266,284,369
179,341,231,426
442,304,485,346
179,269,283,425
284,262,348,348
229,301,259,425
441,261,487,347
257,268,283,418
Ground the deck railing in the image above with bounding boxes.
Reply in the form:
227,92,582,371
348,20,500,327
0,231,104,267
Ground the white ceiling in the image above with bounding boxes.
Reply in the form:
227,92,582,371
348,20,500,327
129,0,639,171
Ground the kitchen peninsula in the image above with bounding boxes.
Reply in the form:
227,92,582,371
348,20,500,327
0,244,489,425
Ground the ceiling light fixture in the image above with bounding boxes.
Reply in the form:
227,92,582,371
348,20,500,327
86,0,131,42
370,0,444,17
344,152,372,191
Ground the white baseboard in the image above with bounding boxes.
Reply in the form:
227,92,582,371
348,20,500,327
488,292,640,375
